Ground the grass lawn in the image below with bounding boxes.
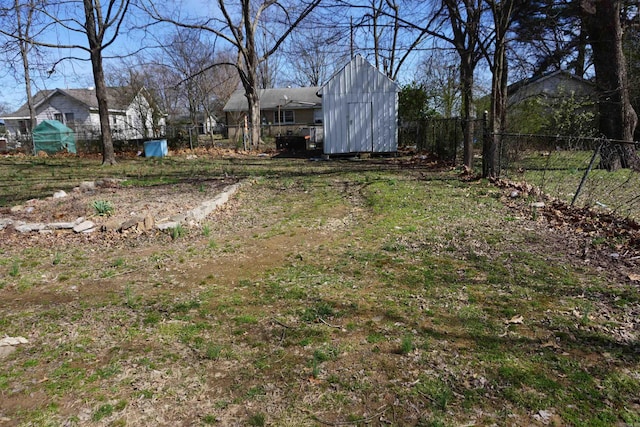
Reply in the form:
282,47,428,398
0,153,639,426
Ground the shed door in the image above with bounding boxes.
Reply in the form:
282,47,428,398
347,102,373,152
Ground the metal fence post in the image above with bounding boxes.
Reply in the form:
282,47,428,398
571,140,603,207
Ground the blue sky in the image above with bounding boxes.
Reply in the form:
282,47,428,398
1,0,431,113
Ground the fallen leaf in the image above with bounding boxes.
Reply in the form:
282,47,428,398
505,315,524,325
541,340,559,349
628,273,640,281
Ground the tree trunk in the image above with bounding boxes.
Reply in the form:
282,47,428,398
92,52,116,165
460,57,475,171
15,0,36,155
582,0,639,170
483,0,513,179
83,0,116,165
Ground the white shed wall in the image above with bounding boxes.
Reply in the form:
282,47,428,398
321,56,399,154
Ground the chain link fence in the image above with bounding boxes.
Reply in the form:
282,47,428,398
399,118,486,164
500,133,640,220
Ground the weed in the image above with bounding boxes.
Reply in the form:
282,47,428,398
9,262,20,277
92,404,114,421
247,412,265,426
170,224,186,240
111,257,125,268
52,252,62,265
399,336,414,355
202,414,218,424
92,200,114,216
204,343,223,360
202,223,211,237
124,284,137,308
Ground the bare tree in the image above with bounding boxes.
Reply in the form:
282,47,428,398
145,0,321,149
440,0,484,171
419,50,461,118
3,0,134,164
0,0,49,154
479,0,512,177
353,0,434,80
283,25,346,87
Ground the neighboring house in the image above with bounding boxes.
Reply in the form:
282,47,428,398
170,113,222,135
319,55,400,155
507,70,595,107
223,87,322,142
1,87,165,144
504,70,597,135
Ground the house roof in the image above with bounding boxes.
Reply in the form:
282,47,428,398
508,70,594,96
223,87,322,112
319,54,400,96
2,87,138,119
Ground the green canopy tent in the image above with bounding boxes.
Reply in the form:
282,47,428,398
33,120,76,154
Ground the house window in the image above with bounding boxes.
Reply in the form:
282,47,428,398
314,109,323,124
64,113,75,124
18,120,32,134
54,113,63,122
274,110,294,124
112,115,117,125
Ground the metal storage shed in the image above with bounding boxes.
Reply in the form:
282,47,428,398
319,55,400,155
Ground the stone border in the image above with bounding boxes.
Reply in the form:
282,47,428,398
0,180,249,235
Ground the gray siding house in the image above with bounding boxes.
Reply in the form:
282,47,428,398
2,87,165,144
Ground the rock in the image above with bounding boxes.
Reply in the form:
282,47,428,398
47,221,77,230
156,221,180,231
96,178,121,188
74,217,86,225
0,346,16,359
10,205,24,213
102,219,121,232
0,218,13,230
79,181,96,192
531,202,545,208
0,336,28,360
143,215,155,231
53,190,68,199
73,220,95,233
16,223,46,233
121,217,142,231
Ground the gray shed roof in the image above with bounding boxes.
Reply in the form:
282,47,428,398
3,87,138,119
223,87,321,112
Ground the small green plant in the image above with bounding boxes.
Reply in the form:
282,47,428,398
124,284,137,308
202,223,211,237
92,404,114,422
202,414,217,424
204,343,223,360
170,224,186,240
399,336,414,355
247,412,265,426
92,200,114,216
9,262,20,277
52,252,62,265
